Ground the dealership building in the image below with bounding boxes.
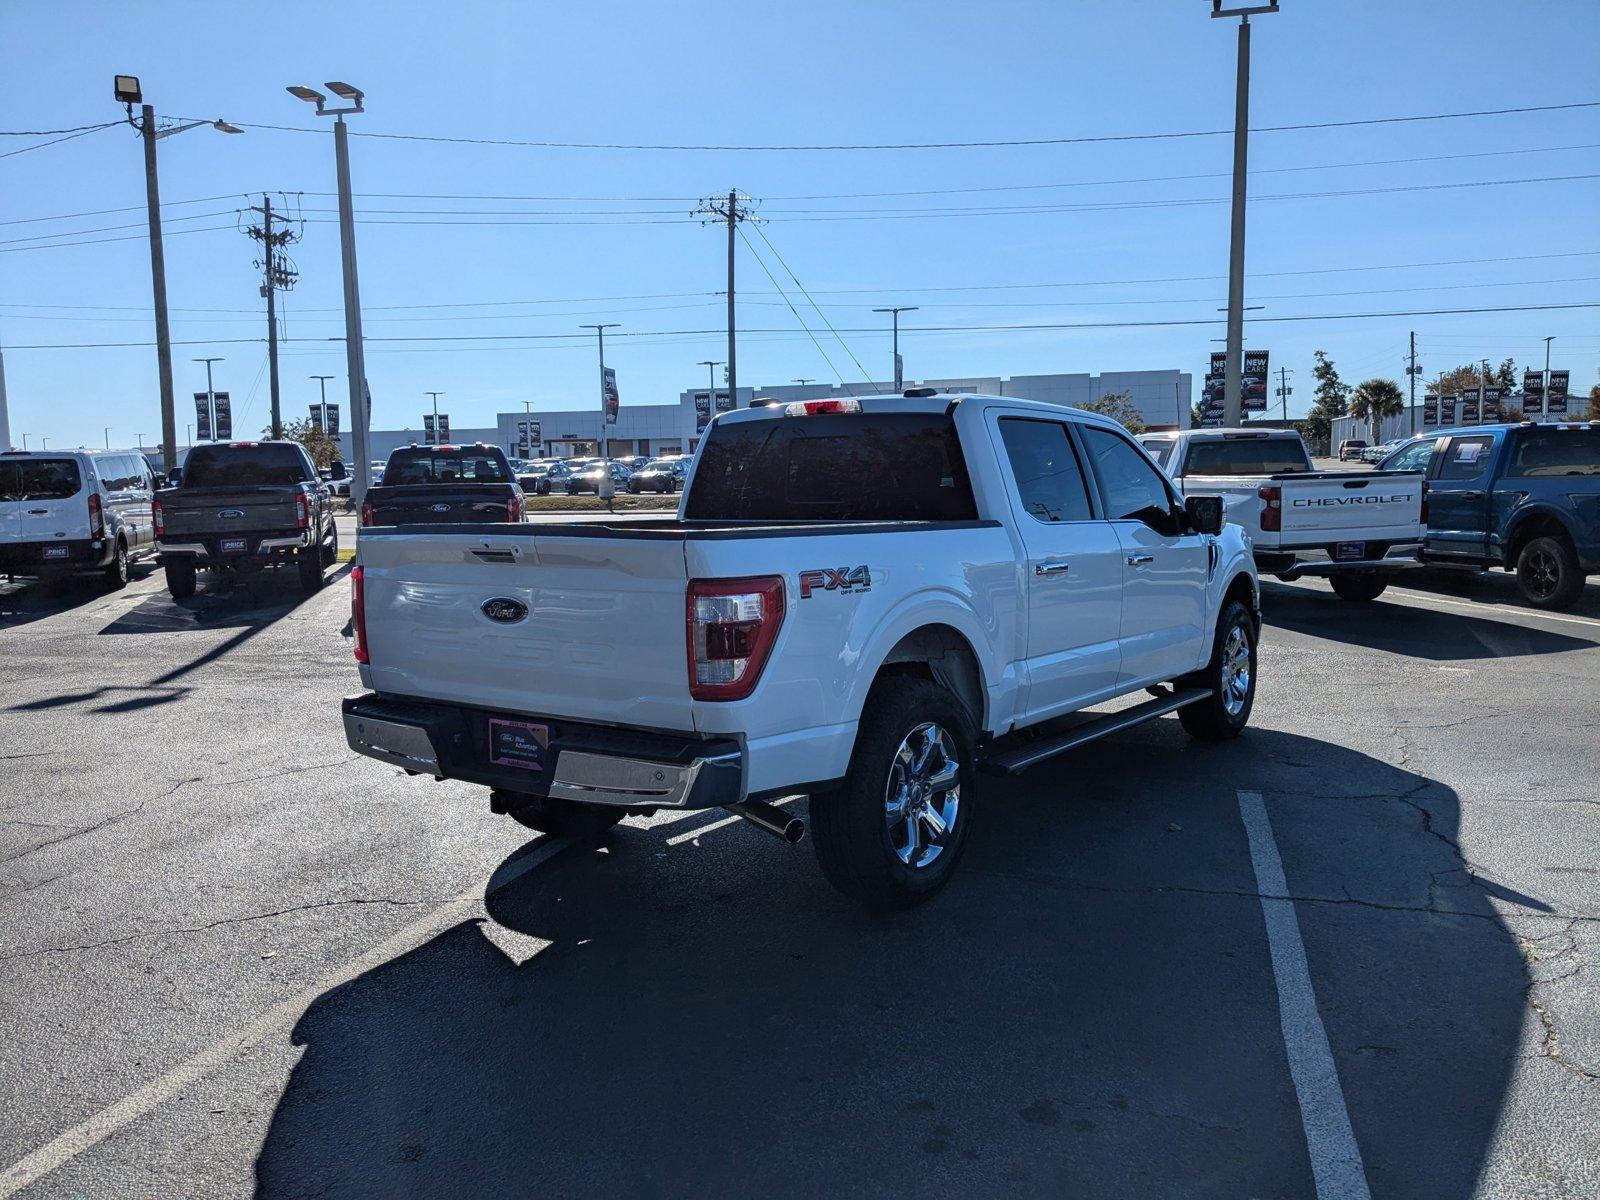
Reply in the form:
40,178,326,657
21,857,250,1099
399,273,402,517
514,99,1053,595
336,368,1192,462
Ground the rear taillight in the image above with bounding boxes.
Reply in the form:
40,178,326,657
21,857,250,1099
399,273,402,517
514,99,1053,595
294,491,311,529
507,491,523,522
686,576,784,701
1258,485,1282,533
152,496,164,537
360,500,374,527
1420,480,1429,524
351,565,369,663
87,492,104,539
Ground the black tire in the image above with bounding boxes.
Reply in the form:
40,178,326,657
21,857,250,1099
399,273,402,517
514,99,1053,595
1330,572,1388,602
810,676,977,910
494,791,623,838
103,537,129,590
164,557,196,599
1178,599,1257,742
1516,534,1584,610
297,544,326,593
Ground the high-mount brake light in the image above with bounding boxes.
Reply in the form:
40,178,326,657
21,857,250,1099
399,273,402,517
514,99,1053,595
1258,484,1282,533
784,398,861,417
686,576,785,701
351,565,369,663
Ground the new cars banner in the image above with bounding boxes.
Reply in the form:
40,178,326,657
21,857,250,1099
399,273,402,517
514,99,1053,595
437,414,450,442
423,414,436,444
1522,370,1544,414
325,403,340,438
1547,370,1569,414
1423,393,1439,426
212,392,232,441
1243,350,1269,412
1461,388,1481,424
194,393,212,441
1440,394,1457,425
695,391,712,433
516,420,542,457
1483,387,1501,422
603,367,620,425
715,389,736,414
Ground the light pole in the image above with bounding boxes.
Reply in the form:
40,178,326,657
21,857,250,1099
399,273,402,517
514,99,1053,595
310,374,335,433
104,427,111,450
193,357,223,439
1543,336,1554,419
1209,1,1278,427
699,360,724,421
425,391,444,443
872,306,918,390
135,433,146,449
581,323,620,462
40,438,49,449
114,75,241,474
792,378,814,387
288,81,370,505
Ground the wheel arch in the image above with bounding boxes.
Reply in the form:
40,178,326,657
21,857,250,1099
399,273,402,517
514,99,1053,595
869,622,989,735
1502,507,1577,569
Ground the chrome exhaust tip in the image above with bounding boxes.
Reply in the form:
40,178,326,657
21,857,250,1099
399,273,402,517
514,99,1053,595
725,799,805,845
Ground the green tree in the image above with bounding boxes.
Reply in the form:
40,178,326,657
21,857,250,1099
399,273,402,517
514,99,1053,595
1349,378,1405,442
1077,390,1147,434
1587,383,1600,422
274,417,340,470
1301,350,1351,454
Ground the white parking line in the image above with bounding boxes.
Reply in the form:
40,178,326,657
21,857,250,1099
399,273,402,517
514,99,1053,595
1237,790,1372,1200
1387,586,1600,632
0,837,572,1198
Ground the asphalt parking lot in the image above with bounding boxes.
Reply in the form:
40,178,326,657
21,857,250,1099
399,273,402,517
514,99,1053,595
1,556,1597,1198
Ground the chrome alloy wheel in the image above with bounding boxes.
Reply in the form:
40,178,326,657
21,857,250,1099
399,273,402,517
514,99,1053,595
1522,547,1560,601
1221,624,1252,717
883,722,961,869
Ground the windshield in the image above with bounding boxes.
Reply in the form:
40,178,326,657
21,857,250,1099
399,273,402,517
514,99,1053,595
1184,437,1311,476
0,457,82,500
382,448,511,484
685,411,977,522
180,444,311,487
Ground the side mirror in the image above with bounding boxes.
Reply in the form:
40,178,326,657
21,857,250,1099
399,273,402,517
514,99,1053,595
328,459,348,481
1185,494,1224,536
166,467,183,487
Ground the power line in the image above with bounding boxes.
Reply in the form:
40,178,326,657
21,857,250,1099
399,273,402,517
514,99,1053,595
8,300,1596,350
182,100,1600,152
735,225,854,394
0,121,123,136
0,123,118,160
750,223,875,386
0,224,238,254
0,193,255,228
0,209,241,246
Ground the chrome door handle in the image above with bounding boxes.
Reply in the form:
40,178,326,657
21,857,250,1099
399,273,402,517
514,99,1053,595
1034,560,1071,577
1126,554,1155,566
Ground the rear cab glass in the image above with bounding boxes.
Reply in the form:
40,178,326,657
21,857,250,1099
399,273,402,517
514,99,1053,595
1505,428,1600,477
1137,438,1175,470
182,444,312,488
1182,436,1311,475
684,411,977,522
382,447,511,485
1,458,83,500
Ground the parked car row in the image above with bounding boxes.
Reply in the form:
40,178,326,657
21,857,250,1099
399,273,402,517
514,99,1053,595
512,453,689,495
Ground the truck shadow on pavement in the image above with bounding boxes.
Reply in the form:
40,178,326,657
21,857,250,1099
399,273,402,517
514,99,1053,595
98,565,350,637
0,564,157,631
253,728,1530,1200
1261,581,1594,660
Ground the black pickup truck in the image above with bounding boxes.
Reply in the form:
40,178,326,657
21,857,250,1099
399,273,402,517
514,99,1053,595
153,441,338,598
360,444,525,527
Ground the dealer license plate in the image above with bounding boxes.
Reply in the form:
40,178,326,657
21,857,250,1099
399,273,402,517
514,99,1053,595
220,537,248,554
1334,541,1367,562
488,718,549,772
41,545,69,560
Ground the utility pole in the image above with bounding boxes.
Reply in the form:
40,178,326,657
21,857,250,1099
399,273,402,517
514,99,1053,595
1405,332,1420,435
1543,335,1554,420
1483,359,1492,423
699,360,724,420
247,195,299,438
1211,1,1278,427
1275,366,1292,423
873,306,918,390
695,191,757,404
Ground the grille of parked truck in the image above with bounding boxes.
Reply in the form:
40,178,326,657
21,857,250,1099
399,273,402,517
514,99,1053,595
340,392,1260,908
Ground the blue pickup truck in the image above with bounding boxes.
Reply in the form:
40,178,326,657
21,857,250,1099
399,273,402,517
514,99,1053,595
1378,422,1600,609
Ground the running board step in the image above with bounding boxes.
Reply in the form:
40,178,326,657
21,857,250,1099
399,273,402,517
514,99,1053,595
982,687,1212,776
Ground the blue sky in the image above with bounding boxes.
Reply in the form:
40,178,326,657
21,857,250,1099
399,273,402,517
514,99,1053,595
2,0,1597,449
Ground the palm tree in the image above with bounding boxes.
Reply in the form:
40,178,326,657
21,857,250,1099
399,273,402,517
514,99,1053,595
1349,378,1405,443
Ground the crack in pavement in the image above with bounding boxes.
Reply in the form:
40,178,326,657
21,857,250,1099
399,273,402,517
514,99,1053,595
220,754,361,788
0,777,203,865
0,894,446,962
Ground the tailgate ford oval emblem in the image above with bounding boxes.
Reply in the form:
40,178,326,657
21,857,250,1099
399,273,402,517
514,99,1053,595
218,508,244,519
481,597,528,624
430,503,451,512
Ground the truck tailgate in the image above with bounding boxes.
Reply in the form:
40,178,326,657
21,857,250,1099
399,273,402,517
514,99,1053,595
365,485,516,525
1277,471,1424,543
161,487,299,535
356,526,694,730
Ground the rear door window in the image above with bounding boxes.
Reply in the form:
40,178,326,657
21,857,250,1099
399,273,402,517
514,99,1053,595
1182,437,1311,475
382,448,511,485
685,411,976,522
182,444,313,487
1436,435,1497,482
1505,429,1600,477
2,458,83,499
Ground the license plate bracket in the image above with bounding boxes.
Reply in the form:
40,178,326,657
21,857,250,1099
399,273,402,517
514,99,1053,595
1334,541,1367,562
488,718,549,773
41,545,69,560
220,537,248,554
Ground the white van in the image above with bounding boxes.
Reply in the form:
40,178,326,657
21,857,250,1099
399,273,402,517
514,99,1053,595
0,450,160,589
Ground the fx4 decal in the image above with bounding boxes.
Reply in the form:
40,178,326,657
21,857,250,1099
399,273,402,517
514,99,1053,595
799,565,872,599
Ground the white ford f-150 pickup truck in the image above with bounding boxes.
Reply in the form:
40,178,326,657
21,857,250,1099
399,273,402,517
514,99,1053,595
344,392,1259,907
1139,427,1426,602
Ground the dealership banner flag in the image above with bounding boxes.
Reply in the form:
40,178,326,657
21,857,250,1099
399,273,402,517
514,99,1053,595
194,393,212,442
1423,392,1439,426
1243,350,1269,412
213,392,232,441
1547,370,1569,414
423,414,435,444
715,388,736,414
1522,370,1544,414
695,391,712,433
1483,387,1501,422
1440,394,1457,425
1461,387,1481,424
603,367,620,425
325,404,340,438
